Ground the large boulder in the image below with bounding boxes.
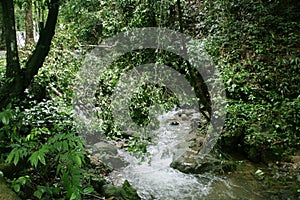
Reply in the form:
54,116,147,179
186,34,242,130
87,141,129,170
170,131,236,174
171,151,236,174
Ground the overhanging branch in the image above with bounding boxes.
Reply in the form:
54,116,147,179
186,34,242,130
23,0,60,86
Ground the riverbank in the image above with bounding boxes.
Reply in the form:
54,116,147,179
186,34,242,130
85,140,299,199
85,108,300,199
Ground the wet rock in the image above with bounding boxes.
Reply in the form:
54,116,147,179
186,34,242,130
171,152,236,174
102,180,141,200
87,141,128,170
170,132,236,174
82,131,107,145
93,142,118,155
87,166,141,199
122,130,137,138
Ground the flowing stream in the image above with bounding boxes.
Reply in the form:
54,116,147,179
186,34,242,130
106,109,265,200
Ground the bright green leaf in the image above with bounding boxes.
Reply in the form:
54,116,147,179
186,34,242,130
13,184,20,193
34,190,43,199
73,155,82,167
83,187,94,194
13,151,20,166
29,152,39,168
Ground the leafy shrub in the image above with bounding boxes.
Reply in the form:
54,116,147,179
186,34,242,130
0,99,86,199
201,0,300,160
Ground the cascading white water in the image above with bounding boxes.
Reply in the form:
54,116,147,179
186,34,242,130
108,109,221,199
108,109,265,200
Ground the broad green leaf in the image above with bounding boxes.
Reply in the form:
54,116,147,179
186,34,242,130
1,116,8,125
69,192,76,200
18,176,29,185
63,141,69,150
83,186,94,194
29,152,39,168
13,184,20,193
38,152,46,165
13,151,20,166
34,190,43,199
6,151,15,164
74,155,82,167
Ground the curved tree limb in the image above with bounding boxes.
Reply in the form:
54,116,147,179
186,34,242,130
23,0,60,86
176,0,211,120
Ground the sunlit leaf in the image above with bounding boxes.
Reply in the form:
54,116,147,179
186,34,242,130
13,184,20,193
83,186,94,194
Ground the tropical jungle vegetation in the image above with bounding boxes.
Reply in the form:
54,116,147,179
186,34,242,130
0,0,299,199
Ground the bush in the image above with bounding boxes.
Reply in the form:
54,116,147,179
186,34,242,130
0,99,85,199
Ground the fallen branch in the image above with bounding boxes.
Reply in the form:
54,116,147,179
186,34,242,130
50,86,62,97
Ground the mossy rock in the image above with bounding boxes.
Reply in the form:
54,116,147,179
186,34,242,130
171,153,237,174
0,177,21,200
102,180,140,200
90,176,107,193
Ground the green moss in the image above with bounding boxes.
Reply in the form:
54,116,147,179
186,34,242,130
102,180,141,200
0,177,21,200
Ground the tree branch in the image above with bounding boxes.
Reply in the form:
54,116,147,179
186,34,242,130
176,0,211,119
23,0,60,86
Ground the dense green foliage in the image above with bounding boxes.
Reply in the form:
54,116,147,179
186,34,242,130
0,0,299,199
200,0,300,161
0,29,85,198
63,0,300,160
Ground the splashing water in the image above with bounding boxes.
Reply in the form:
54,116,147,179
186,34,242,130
107,109,265,200
109,109,216,199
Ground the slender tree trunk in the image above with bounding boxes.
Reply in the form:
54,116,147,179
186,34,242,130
0,0,60,110
25,0,34,45
0,3,5,50
23,0,59,86
1,0,20,78
176,0,211,119
0,0,22,108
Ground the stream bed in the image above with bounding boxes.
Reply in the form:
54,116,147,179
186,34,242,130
89,109,267,199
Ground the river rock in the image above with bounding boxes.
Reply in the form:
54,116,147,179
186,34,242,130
102,180,141,200
0,177,21,200
87,141,128,170
170,133,236,174
171,151,236,174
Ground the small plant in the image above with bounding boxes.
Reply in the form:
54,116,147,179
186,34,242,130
254,169,264,180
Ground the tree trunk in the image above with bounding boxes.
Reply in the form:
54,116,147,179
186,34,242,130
0,0,60,110
176,0,211,119
23,0,59,86
0,3,5,50
0,0,22,109
25,0,34,45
